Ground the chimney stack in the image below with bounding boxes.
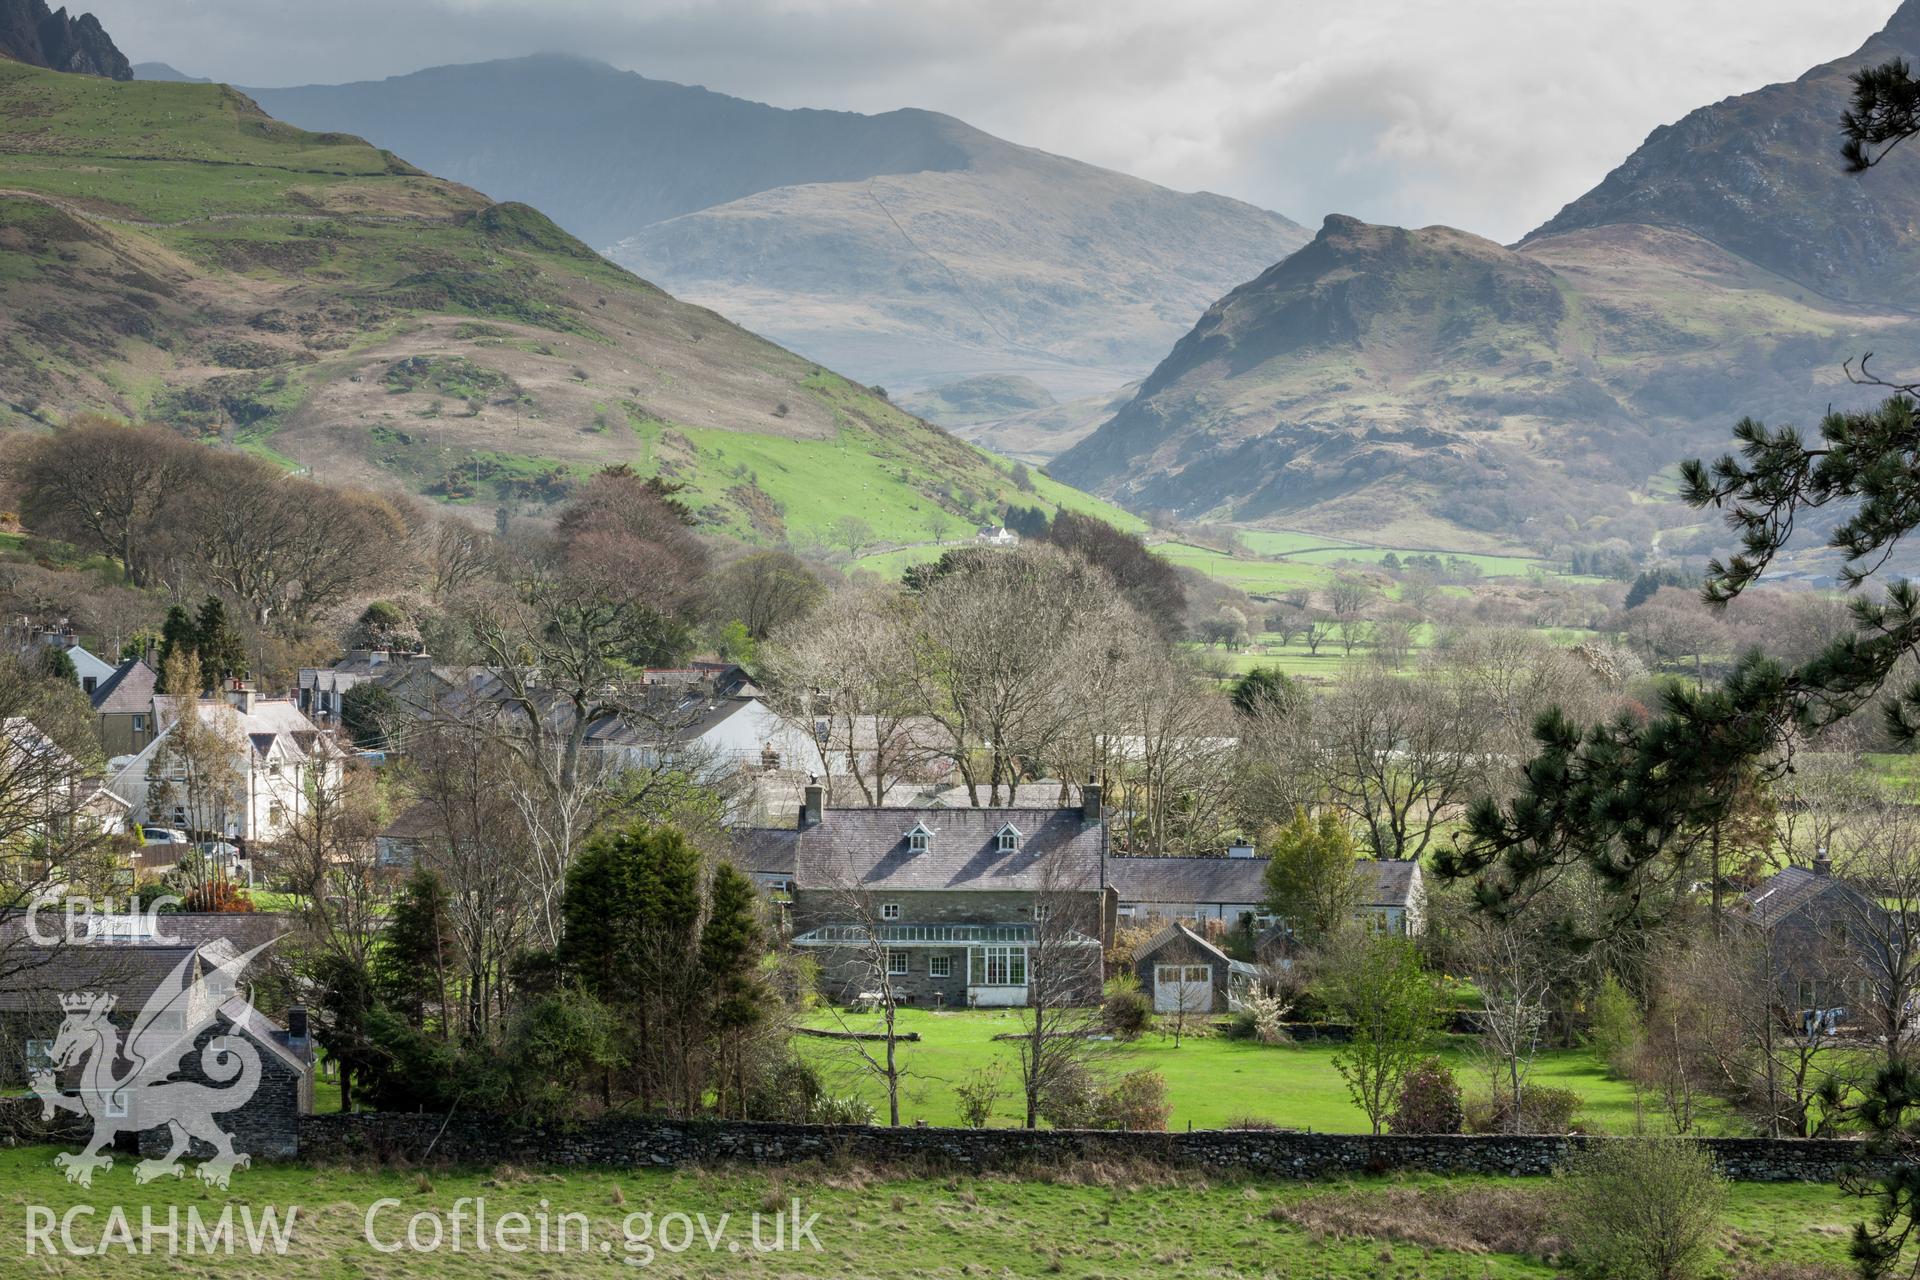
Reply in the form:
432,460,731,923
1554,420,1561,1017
225,679,255,715
1081,777,1102,824
1813,850,1833,879
802,778,824,828
1228,842,1256,859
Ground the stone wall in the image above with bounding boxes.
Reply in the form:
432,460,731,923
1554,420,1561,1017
297,1112,1879,1183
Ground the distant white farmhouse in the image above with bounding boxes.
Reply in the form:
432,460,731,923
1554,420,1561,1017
975,525,1019,547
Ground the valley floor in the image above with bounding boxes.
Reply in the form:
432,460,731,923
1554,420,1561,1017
0,1147,1864,1278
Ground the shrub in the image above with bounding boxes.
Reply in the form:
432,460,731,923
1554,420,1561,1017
1230,988,1293,1044
1039,1069,1171,1131
1098,1071,1171,1131
953,1062,1007,1129
743,1055,826,1124
501,990,623,1124
1388,1057,1463,1135
1102,985,1153,1040
1466,1085,1583,1134
1589,973,1643,1076
1220,1115,1284,1131
1557,1136,1726,1280
809,1094,876,1125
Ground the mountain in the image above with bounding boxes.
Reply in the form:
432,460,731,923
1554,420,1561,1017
1527,2,1920,309
0,58,1133,549
950,382,1140,468
0,0,127,79
240,56,1307,395
132,62,209,83
1055,4,1920,558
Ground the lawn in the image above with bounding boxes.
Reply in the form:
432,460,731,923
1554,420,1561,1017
0,1145,1868,1277
794,1009,1731,1135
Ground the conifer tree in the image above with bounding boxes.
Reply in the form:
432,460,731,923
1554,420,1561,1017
192,595,247,688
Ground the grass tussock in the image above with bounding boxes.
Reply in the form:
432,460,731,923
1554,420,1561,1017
1270,1183,1564,1257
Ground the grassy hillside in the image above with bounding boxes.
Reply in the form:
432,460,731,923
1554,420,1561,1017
0,60,1135,545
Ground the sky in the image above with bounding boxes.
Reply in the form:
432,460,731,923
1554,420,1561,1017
88,0,1899,242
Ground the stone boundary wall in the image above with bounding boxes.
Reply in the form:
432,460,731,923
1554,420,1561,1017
299,1112,1881,1183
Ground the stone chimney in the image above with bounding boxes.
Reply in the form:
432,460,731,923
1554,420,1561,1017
225,679,255,715
1813,850,1833,879
801,778,824,828
1227,842,1256,859
1081,778,1102,824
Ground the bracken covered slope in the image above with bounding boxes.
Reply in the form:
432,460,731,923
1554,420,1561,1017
0,60,1130,546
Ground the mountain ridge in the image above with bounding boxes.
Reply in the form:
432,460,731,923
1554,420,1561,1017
235,55,1306,395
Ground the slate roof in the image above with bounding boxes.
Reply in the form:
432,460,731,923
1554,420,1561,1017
90,658,156,714
731,825,800,877
1133,920,1231,965
151,696,339,763
1358,860,1422,909
1108,856,1269,905
792,806,1104,893
0,913,291,1014
1108,855,1421,909
378,800,441,844
1742,866,1875,925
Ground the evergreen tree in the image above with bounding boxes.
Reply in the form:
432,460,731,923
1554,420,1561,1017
36,646,76,683
378,870,453,1032
153,605,196,693
192,595,247,688
700,862,765,1117
1230,666,1300,718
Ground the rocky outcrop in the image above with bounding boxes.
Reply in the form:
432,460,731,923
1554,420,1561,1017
0,0,131,80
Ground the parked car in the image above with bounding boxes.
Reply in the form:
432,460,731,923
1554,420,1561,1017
140,825,189,844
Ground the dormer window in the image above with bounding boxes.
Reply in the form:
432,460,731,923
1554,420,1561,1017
996,823,1022,853
906,822,934,853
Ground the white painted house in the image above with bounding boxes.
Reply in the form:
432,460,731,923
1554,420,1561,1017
107,683,344,843
63,644,117,699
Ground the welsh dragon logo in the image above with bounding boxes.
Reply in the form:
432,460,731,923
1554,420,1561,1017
31,938,278,1189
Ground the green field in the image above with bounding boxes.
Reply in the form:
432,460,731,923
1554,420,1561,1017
795,1009,1730,1135
0,1146,1866,1277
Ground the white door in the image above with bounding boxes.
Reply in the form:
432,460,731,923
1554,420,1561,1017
1153,963,1213,1013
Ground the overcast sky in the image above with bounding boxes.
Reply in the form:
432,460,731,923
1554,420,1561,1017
89,1,1898,242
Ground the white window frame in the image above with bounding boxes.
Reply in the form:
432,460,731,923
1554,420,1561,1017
928,954,952,978
1032,903,1052,922
880,902,901,921
886,949,909,976
996,823,1021,853
969,945,1027,986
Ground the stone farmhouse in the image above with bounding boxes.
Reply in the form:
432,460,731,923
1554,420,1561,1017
1109,851,1426,937
773,783,1114,1008
1740,855,1889,1031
